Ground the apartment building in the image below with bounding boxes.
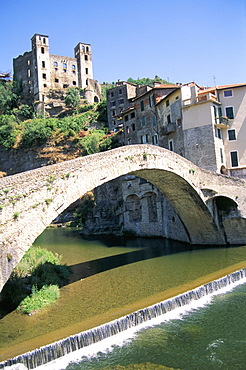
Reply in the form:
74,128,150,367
112,81,246,178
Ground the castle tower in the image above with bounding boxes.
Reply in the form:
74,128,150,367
74,43,93,89
31,34,51,103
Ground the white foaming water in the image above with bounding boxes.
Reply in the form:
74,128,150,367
33,274,246,370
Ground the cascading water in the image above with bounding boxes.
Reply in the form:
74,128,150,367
1,268,246,370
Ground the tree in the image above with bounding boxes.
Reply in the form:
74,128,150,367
65,88,80,109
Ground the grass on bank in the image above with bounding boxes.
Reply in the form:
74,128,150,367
1,246,71,315
18,284,60,315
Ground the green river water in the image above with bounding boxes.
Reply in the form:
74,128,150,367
0,228,246,363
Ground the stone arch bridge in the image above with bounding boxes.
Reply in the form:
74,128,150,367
0,144,245,291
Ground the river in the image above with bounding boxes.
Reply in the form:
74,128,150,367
0,228,246,364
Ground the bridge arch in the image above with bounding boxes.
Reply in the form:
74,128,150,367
0,144,245,291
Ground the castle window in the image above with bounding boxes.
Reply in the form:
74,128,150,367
43,84,47,88
64,69,67,73
85,68,89,74
130,112,135,119
140,100,144,111
42,61,45,68
73,81,76,85
119,98,124,105
84,55,88,61
27,69,31,77
63,63,67,69
27,60,30,65
55,78,59,83
41,47,45,54
42,73,46,79
132,123,135,131
53,61,58,67
86,46,89,53
43,38,46,44
111,101,116,107
72,65,76,70
124,115,129,122
119,89,122,95
112,110,115,116
63,84,68,88
86,79,88,86
111,92,114,97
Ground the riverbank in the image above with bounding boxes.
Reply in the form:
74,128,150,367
0,229,246,362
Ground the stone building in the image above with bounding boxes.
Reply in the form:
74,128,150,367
13,33,102,115
106,81,138,131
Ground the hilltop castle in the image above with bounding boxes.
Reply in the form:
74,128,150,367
13,33,102,115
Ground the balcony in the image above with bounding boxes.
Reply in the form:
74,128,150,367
215,116,230,128
182,93,218,106
162,122,176,135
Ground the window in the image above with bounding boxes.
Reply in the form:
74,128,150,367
140,100,144,111
85,68,88,74
63,63,67,69
119,98,124,105
228,129,236,141
230,151,238,167
84,55,88,61
55,78,59,83
169,139,174,151
86,46,89,53
126,126,130,134
125,115,129,122
132,123,135,131
111,92,114,97
141,134,148,143
152,135,158,144
130,112,135,119
43,38,46,44
141,117,146,126
112,110,115,116
43,84,47,88
27,69,31,77
42,73,46,79
149,95,155,107
27,60,30,65
225,106,234,119
152,116,156,126
167,114,171,124
53,61,58,67
217,127,222,139
224,90,233,98
119,89,122,95
220,148,224,163
166,99,169,107
72,65,76,70
41,47,45,54
111,101,116,107
63,84,68,88
42,61,45,68
86,79,88,86
73,81,76,85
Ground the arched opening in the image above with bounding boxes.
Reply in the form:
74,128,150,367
220,165,227,175
94,96,99,103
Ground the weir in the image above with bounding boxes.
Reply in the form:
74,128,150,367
1,268,246,370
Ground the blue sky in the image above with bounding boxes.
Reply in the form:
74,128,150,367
1,0,246,87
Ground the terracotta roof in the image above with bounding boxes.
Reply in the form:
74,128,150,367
200,83,246,93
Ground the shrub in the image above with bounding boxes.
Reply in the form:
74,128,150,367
18,285,60,314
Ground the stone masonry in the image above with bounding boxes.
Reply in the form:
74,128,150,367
0,144,246,292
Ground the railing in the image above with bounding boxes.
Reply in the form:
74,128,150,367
182,93,218,106
215,116,230,128
162,122,176,135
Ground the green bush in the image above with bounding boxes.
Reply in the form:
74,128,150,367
0,114,19,149
20,118,57,147
18,285,60,314
79,129,106,155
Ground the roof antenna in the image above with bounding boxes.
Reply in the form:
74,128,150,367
213,75,216,86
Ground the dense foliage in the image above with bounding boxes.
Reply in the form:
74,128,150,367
127,76,174,86
1,246,71,314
